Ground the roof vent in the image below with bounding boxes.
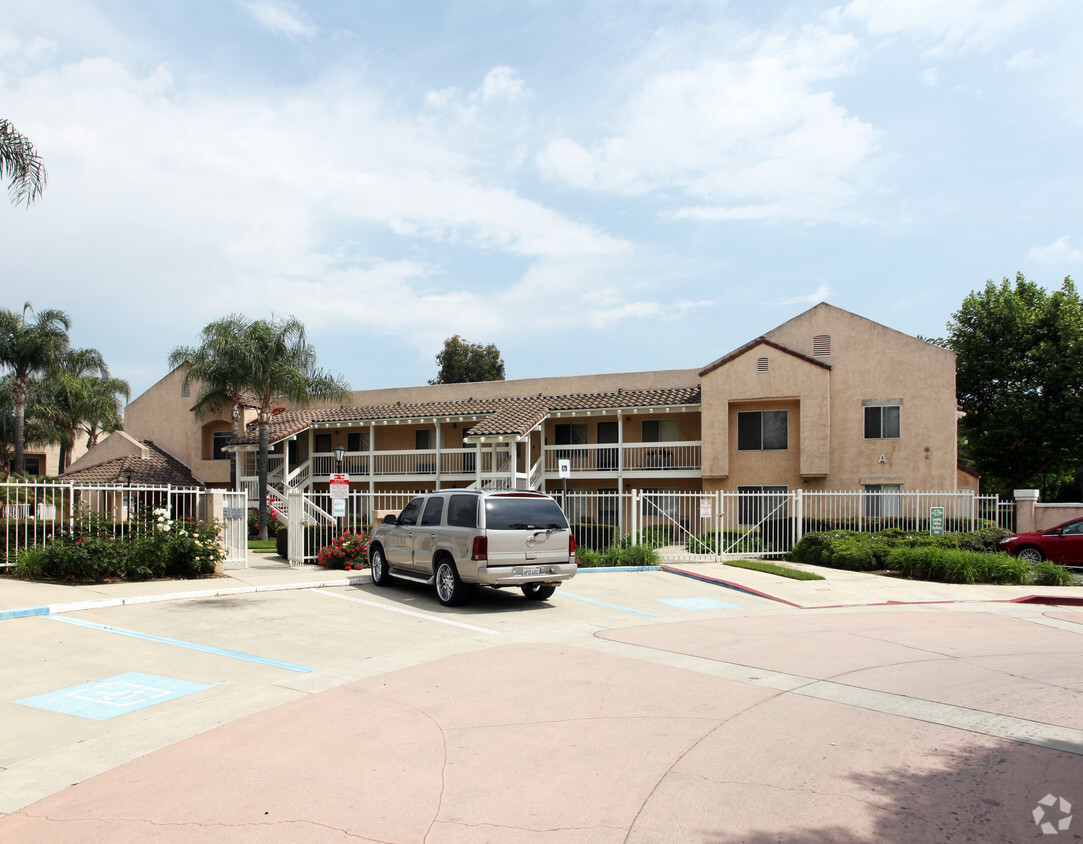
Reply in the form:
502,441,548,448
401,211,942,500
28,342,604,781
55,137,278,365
757,357,769,372
813,334,831,356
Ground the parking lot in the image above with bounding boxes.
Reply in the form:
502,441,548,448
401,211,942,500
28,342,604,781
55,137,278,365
1,560,1082,842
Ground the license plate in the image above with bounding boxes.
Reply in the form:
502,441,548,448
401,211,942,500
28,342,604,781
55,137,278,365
523,566,541,577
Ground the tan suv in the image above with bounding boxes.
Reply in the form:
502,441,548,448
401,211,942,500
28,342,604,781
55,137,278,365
368,490,577,606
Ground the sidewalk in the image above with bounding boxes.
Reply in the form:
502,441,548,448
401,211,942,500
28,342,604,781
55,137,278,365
4,553,1082,618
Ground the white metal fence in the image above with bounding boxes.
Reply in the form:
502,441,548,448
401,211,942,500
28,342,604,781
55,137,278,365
0,480,238,570
277,486,1013,566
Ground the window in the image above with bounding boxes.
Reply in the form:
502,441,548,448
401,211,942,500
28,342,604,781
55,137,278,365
641,488,680,518
642,420,678,442
314,433,332,453
737,486,788,524
555,423,587,460
448,495,478,528
12,457,41,475
415,429,436,450
864,484,901,518
420,497,444,527
864,405,901,439
397,498,423,526
813,335,831,356
212,431,231,461
737,410,788,451
485,497,568,530
347,432,369,452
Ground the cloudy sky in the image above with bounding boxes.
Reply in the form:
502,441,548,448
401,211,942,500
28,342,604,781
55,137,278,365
1,0,1081,399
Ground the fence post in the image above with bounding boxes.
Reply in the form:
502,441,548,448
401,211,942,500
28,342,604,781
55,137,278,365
793,488,803,545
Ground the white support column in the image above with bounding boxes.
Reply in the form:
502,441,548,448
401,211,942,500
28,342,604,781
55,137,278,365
368,422,376,496
509,437,519,489
435,422,442,489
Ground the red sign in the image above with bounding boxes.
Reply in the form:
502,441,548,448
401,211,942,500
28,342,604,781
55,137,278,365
330,473,349,499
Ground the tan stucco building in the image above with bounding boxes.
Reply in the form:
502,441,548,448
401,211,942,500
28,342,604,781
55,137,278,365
74,304,976,513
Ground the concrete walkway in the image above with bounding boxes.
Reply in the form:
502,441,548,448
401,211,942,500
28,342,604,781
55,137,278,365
1,556,1081,842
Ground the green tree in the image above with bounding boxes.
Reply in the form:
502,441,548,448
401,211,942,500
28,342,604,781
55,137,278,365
169,315,252,489
171,315,350,540
0,118,47,207
40,347,129,471
0,375,55,477
946,273,1083,496
0,303,71,475
429,335,506,384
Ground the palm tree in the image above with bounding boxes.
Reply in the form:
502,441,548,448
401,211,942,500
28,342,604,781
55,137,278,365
0,304,70,474
170,315,254,492
0,118,47,207
0,375,55,478
40,347,129,470
171,315,350,540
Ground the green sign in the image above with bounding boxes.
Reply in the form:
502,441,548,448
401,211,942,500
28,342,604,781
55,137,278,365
929,507,945,536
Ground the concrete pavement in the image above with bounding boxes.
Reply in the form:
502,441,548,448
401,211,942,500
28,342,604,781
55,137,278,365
1,555,1081,842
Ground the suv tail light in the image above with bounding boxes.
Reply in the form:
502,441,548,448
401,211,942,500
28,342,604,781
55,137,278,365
471,536,488,562
569,534,577,565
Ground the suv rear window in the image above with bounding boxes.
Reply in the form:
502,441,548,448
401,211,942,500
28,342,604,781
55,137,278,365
484,497,568,531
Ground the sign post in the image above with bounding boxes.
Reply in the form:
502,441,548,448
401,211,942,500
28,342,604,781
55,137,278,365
558,459,571,510
330,473,349,534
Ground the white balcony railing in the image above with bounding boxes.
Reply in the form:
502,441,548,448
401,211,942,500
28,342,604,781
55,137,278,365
543,442,701,473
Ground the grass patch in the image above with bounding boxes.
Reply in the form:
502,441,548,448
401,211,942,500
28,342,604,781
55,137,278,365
248,539,278,552
724,559,825,580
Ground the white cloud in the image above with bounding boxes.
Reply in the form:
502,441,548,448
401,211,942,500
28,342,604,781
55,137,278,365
536,26,878,225
1027,236,1083,263
1006,48,1050,70
843,0,1047,57
767,283,833,307
240,1,317,41
480,66,527,103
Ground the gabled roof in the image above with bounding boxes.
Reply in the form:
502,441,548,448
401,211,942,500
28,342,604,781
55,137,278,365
228,385,702,445
697,337,831,378
60,441,203,487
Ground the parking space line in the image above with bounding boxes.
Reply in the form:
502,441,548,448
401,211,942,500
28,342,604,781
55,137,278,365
559,591,657,617
48,616,315,673
314,590,501,634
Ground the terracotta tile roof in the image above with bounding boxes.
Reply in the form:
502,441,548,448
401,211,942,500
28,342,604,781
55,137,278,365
229,385,702,445
60,441,203,487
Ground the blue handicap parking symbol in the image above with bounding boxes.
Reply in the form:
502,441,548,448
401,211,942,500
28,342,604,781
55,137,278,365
17,672,214,721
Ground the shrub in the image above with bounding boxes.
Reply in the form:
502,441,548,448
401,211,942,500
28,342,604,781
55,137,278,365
317,530,369,570
576,547,603,567
886,547,1030,585
37,532,126,583
580,543,660,567
789,531,888,571
13,545,46,580
1031,560,1076,586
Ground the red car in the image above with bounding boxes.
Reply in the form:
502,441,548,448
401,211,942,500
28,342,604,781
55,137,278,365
999,517,1083,563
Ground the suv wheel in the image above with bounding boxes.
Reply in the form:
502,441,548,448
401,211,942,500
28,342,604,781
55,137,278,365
521,582,556,601
370,545,393,586
435,559,473,606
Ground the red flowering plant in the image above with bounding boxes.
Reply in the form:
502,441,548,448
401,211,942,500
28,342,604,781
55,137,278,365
316,530,369,570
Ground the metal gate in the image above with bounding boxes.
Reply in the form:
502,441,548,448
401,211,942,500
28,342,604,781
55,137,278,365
220,490,249,569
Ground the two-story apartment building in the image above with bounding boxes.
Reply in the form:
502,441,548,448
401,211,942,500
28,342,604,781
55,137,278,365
68,304,975,528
